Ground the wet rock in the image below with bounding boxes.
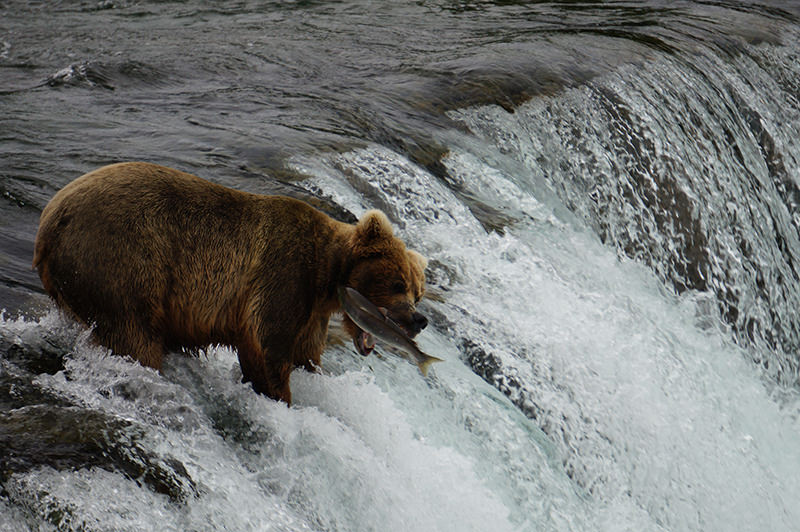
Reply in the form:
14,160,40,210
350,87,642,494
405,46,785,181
45,62,115,90
0,403,196,503
235,165,357,224
459,339,543,422
0,342,197,504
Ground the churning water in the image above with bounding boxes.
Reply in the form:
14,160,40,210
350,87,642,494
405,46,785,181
3,1,800,531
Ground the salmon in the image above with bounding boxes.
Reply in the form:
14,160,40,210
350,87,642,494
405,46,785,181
338,286,443,376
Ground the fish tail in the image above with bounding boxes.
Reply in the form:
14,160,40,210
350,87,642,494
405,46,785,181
417,354,444,377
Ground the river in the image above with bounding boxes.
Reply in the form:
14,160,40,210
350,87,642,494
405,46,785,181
2,1,800,531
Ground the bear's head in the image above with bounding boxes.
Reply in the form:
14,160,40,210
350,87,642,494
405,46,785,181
344,210,428,356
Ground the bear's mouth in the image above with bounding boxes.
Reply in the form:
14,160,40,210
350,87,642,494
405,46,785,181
354,328,375,357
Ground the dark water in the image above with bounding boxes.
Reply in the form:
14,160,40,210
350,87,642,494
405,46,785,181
3,1,800,531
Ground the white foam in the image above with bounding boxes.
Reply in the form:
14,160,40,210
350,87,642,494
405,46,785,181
295,142,800,531
2,312,531,531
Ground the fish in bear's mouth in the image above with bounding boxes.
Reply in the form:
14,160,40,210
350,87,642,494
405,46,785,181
352,311,417,356
338,285,427,357
339,286,442,375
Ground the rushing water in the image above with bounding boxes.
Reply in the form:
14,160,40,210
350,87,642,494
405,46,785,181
3,1,800,531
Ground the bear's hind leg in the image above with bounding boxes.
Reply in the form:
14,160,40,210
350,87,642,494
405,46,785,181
93,319,167,370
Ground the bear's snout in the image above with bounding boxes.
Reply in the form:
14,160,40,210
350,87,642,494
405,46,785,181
385,304,428,337
410,311,428,335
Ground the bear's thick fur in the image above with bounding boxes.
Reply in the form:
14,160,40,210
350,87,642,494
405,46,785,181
33,162,428,403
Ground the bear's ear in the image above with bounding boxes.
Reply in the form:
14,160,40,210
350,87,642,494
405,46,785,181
354,210,394,244
407,250,428,271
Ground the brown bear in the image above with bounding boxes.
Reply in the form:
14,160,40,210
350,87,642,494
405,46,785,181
33,162,428,403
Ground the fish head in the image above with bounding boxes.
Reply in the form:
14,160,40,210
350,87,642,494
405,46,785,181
343,211,429,355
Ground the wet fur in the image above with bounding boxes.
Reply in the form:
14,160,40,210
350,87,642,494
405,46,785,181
33,162,427,403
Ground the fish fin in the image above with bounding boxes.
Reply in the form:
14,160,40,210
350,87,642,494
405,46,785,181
417,354,444,377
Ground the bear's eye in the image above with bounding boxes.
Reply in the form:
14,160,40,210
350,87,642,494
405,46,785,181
391,281,407,294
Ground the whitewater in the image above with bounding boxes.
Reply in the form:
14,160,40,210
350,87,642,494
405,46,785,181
3,1,800,531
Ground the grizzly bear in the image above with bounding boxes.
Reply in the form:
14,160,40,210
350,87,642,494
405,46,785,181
33,162,428,403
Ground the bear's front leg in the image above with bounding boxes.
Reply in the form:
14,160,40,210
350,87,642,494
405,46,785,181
235,340,293,404
292,313,329,373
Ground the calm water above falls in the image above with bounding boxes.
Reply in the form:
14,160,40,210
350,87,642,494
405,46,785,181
2,1,800,531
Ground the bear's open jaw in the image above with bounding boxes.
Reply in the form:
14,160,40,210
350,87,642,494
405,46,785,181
355,329,375,356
